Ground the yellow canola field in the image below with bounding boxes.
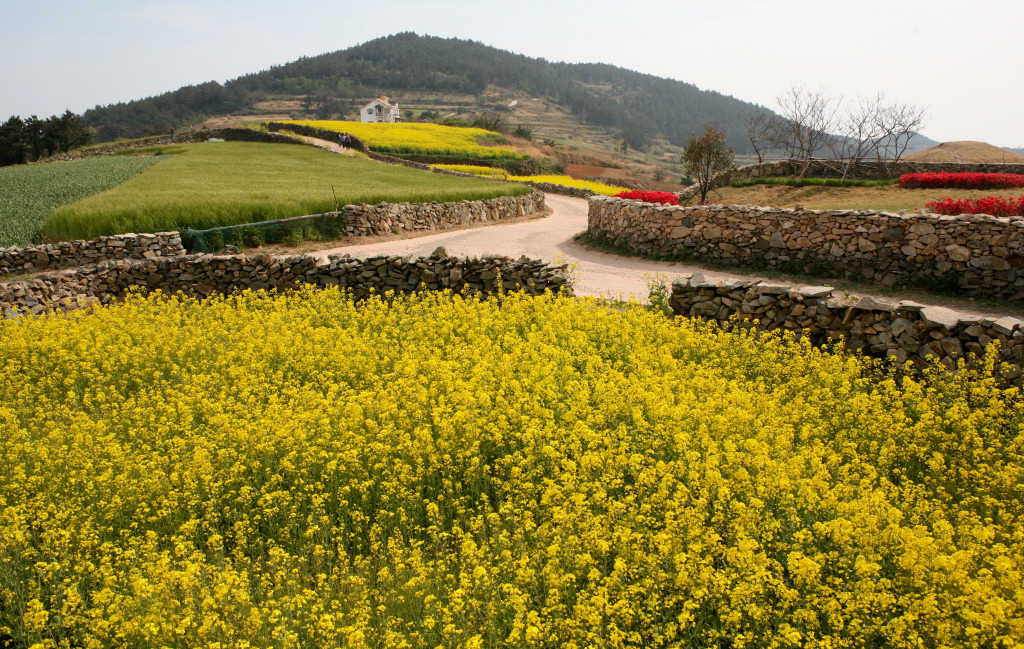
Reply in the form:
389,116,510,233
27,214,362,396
280,120,526,163
1,288,1022,649
506,174,628,195
432,164,509,178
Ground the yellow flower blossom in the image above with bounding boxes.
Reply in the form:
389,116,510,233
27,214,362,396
0,287,1021,647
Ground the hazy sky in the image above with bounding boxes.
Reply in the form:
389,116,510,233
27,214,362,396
2,0,1021,147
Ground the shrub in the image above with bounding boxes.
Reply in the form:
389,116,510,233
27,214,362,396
900,172,1024,190
613,189,680,205
512,125,534,140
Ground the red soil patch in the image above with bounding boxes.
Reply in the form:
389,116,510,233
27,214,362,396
565,164,633,180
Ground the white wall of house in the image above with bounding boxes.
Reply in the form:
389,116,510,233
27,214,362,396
360,99,401,123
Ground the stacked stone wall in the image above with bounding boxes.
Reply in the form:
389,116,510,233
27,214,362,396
720,159,1024,185
341,190,545,236
0,252,572,318
669,275,1024,380
589,196,1024,300
1,232,185,275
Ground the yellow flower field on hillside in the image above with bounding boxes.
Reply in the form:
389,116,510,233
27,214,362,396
1,288,1022,648
506,174,628,195
280,120,526,163
432,164,509,178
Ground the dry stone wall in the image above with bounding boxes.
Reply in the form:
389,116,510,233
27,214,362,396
670,274,1024,379
722,160,1024,184
342,191,545,236
0,252,573,318
1,232,185,275
589,196,1024,300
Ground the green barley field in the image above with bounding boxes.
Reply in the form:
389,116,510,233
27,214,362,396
42,142,530,241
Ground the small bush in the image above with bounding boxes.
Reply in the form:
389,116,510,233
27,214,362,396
283,228,304,247
512,125,534,140
471,112,504,132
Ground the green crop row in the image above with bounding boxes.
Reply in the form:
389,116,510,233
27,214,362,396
0,156,163,246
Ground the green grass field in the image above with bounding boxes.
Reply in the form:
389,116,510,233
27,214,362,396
0,156,163,246
43,142,531,241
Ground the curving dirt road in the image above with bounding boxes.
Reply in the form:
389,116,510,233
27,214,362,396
312,193,1016,317
314,193,769,301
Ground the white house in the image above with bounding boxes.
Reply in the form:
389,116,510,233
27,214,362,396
360,96,401,123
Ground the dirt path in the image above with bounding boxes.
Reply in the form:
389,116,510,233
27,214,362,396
311,193,1015,317
315,193,737,300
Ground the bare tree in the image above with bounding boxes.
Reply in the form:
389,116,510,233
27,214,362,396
831,94,886,178
768,85,927,179
740,108,775,165
771,84,840,177
874,101,927,175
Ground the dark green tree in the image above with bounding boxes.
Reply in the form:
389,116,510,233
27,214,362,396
681,121,735,204
0,116,28,166
44,110,92,153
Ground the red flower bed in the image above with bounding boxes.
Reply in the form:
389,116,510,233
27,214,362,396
900,172,1024,190
925,196,1024,217
613,190,680,205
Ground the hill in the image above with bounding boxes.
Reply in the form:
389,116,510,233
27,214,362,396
903,140,1024,163
82,33,767,159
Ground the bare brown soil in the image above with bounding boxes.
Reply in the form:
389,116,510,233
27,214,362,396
565,164,634,180
904,141,1024,163
714,184,1024,213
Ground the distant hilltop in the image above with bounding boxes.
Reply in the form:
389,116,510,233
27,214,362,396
904,141,1024,164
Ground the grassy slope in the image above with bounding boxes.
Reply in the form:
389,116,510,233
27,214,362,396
43,142,530,240
715,183,1024,212
0,156,163,246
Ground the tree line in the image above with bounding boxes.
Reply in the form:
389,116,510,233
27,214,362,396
0,111,93,167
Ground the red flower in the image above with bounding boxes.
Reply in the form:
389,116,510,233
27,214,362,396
924,195,1024,217
900,172,1024,190
613,190,680,205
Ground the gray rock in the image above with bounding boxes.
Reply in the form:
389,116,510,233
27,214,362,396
970,256,1012,271
920,306,961,330
992,317,1023,336
945,244,971,262
797,285,834,299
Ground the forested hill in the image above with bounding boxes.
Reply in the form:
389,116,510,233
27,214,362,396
83,33,766,151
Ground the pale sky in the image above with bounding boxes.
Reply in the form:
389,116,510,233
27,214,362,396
2,0,1022,147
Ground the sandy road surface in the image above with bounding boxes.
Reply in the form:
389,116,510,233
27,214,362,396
312,193,1016,318
314,193,764,301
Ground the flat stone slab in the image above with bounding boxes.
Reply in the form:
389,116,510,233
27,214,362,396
895,300,927,313
854,295,898,312
798,285,834,299
992,316,1023,336
920,306,962,330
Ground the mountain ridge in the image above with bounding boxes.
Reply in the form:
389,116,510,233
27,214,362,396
82,33,767,154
